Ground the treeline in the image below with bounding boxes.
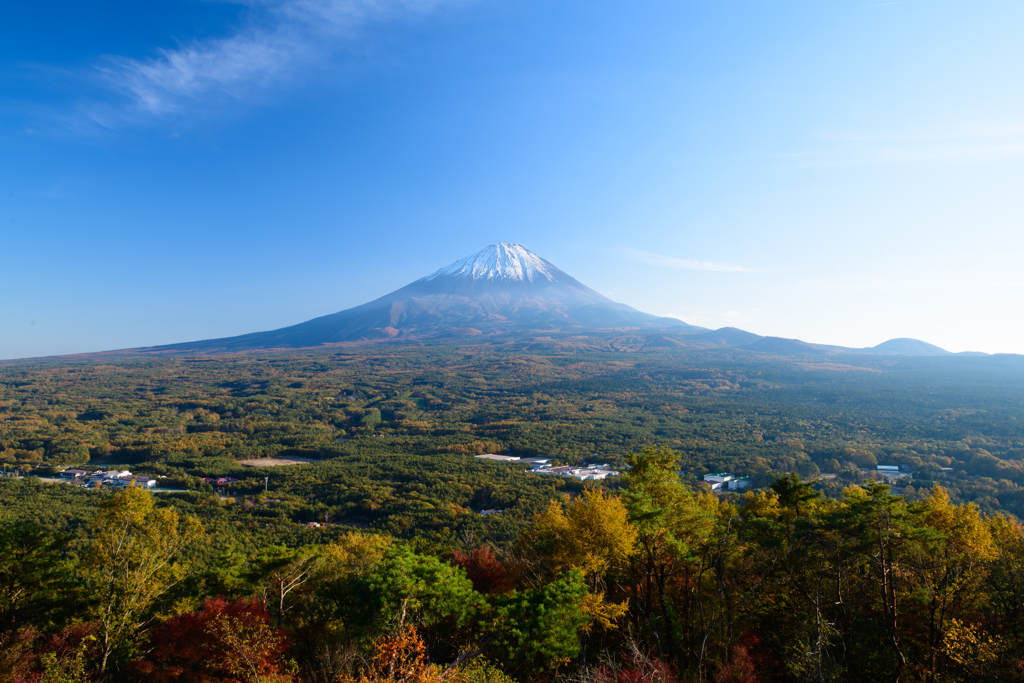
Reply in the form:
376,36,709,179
2,447,1022,682
3,346,1024,518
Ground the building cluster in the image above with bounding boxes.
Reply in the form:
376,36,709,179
59,468,157,489
703,472,752,492
534,464,620,481
475,453,620,481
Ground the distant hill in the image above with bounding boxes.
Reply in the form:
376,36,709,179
862,338,952,356
156,243,705,352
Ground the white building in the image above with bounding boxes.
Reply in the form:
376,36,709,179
519,457,552,469
703,473,734,491
703,473,751,491
876,465,911,481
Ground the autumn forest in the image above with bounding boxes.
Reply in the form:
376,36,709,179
1,341,1023,682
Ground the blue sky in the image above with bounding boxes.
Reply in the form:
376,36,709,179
3,0,1024,359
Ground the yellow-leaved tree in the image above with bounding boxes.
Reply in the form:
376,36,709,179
984,514,1024,672
82,486,203,676
517,487,637,631
914,485,996,678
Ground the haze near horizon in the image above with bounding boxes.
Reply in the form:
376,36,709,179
3,0,1023,359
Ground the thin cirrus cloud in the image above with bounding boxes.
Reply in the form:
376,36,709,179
621,248,751,272
777,125,1024,167
86,0,466,123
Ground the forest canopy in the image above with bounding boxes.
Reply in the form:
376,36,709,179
2,342,1024,680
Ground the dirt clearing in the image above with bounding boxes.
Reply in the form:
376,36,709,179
239,457,319,468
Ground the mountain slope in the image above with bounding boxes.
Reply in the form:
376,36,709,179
743,336,825,356
688,327,764,347
159,243,703,351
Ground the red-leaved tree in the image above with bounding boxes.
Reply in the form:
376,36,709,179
713,646,760,683
131,597,293,683
450,547,507,595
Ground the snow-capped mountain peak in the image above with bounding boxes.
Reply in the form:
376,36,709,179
155,242,704,351
425,243,557,282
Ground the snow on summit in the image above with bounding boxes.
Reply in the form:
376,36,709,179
426,243,556,282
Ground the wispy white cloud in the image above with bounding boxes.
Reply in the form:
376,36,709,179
819,124,1024,143
621,248,751,272
83,0,466,124
653,307,761,328
779,124,1024,167
838,278,1024,293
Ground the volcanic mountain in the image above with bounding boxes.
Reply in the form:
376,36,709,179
162,243,704,351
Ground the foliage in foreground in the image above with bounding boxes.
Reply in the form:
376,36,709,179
3,447,1024,682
